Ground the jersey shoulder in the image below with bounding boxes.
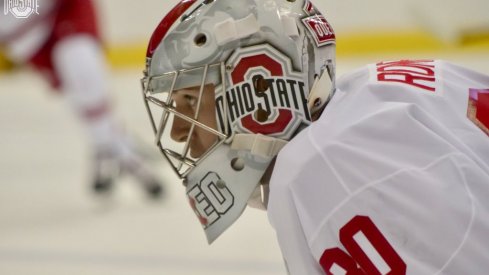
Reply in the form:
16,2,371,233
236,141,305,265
338,59,488,95
333,59,489,134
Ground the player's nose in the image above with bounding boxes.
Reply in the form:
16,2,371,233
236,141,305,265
170,115,191,143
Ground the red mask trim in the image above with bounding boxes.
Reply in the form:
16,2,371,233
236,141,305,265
146,0,197,57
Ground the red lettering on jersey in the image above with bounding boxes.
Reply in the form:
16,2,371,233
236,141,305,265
320,216,406,275
377,60,436,92
468,88,489,135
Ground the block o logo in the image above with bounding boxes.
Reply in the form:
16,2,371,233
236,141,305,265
4,0,39,19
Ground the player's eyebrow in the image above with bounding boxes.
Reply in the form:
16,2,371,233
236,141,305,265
175,87,201,95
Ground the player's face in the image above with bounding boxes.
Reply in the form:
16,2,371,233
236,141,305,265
170,84,218,158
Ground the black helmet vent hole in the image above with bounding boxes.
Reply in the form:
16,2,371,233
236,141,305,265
194,34,207,47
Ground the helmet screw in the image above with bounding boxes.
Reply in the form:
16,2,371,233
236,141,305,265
313,98,322,107
226,65,233,71
253,75,269,94
254,107,269,122
216,179,227,189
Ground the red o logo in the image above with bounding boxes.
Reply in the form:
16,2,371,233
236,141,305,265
230,53,293,135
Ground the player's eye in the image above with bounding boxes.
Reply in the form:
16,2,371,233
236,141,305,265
184,94,198,108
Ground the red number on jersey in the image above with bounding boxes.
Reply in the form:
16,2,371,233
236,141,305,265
320,216,406,275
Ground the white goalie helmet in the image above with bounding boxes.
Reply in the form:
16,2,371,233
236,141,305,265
141,0,336,243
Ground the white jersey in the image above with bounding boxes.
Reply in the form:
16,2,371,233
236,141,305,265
268,60,489,274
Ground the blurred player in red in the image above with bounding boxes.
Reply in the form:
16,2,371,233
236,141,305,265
1,0,164,198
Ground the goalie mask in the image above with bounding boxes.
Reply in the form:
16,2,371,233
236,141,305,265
141,0,336,243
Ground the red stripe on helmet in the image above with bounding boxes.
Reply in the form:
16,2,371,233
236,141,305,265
146,0,197,58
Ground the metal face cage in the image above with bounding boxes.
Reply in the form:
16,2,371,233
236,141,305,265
141,62,230,179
